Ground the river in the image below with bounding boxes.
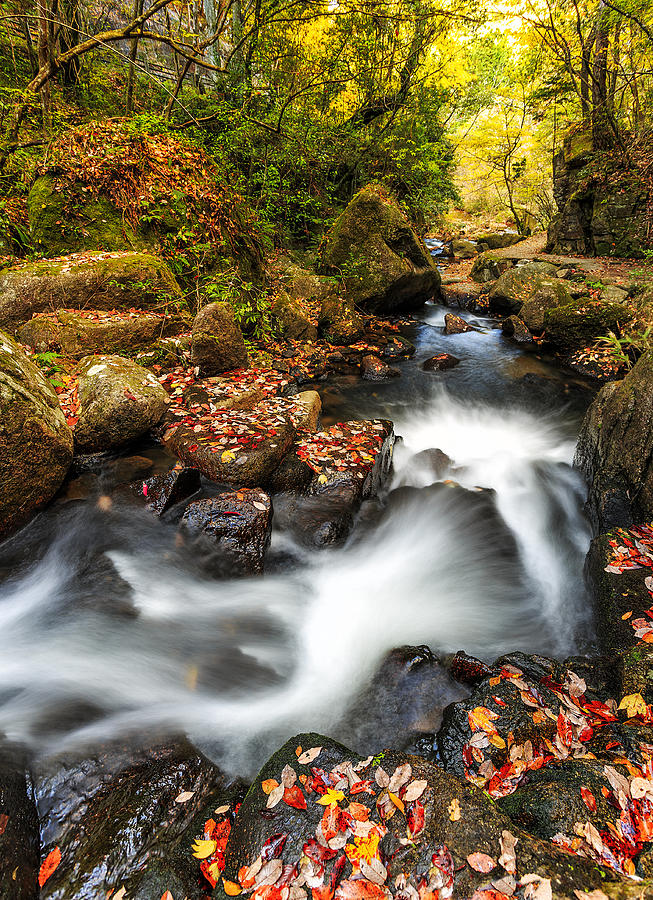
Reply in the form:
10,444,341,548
0,302,596,777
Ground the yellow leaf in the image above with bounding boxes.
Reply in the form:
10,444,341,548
261,778,280,795
388,791,405,814
222,450,236,463
468,706,499,733
224,880,243,895
489,733,506,749
192,838,217,859
316,788,345,806
448,798,461,821
618,693,647,718
317,474,328,484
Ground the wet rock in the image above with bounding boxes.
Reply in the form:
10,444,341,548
469,252,513,284
318,294,365,346
0,329,73,540
17,308,186,357
292,390,322,431
501,315,533,344
360,354,401,381
422,353,460,371
443,313,475,335
543,299,633,352
403,448,452,480
164,401,296,487
140,465,201,515
449,650,492,685
488,263,571,326
35,737,224,900
0,252,182,331
111,455,154,484
75,354,170,453
442,280,485,310
0,743,40,900
318,184,441,314
180,489,272,575
273,479,362,547
272,290,318,341
574,352,653,531
215,732,622,900
191,301,249,375
451,238,478,259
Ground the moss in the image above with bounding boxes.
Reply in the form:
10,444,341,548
544,299,634,352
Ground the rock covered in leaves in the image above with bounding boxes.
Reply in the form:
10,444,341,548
501,316,533,345
35,737,225,900
17,307,187,357
318,184,441,314
575,353,653,531
273,291,319,342
422,354,460,372
191,301,250,375
0,329,73,540
180,489,273,575
360,355,401,381
74,354,170,453
318,295,366,346
0,742,40,900
0,251,182,331
443,314,475,335
210,732,623,900
140,464,201,516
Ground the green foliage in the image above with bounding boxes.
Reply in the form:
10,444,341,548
33,350,65,387
201,273,276,341
595,326,653,369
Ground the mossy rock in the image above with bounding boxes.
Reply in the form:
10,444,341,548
0,329,73,540
543,299,633,352
318,184,441,313
190,301,249,375
318,293,365,345
489,263,573,328
469,253,513,284
0,251,183,331
272,290,318,341
75,354,170,453
28,175,143,256
18,309,188,358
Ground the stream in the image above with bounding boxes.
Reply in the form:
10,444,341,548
0,303,597,777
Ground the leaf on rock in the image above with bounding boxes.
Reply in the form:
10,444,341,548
262,778,280,795
317,789,345,806
520,875,552,900
192,839,218,859
38,847,62,887
298,746,323,765
267,784,285,808
580,787,596,812
224,880,243,896
175,791,195,803
618,693,647,717
403,780,427,802
448,799,461,821
359,857,387,885
467,852,496,873
499,830,518,874
284,785,307,809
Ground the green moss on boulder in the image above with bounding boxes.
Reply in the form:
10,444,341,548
318,184,441,313
190,301,249,375
0,329,73,539
272,291,318,341
489,263,572,329
543,299,633,352
0,251,182,331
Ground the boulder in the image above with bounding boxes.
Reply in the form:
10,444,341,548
0,252,182,331
501,315,533,344
164,400,296,487
574,352,653,530
318,184,441,313
75,355,170,453
35,738,224,900
441,280,485,310
191,301,249,375
140,465,201,516
543,299,633,352
0,330,73,540
360,354,400,381
602,284,629,304
443,313,475,335
318,294,365,346
272,291,318,341
180,490,273,575
451,238,478,258
214,732,624,900
422,353,460,371
0,743,40,900
489,264,574,328
469,253,513,284
17,308,186,357
473,231,522,250
292,390,322,431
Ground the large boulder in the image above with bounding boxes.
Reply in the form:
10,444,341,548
0,252,182,331
473,231,522,250
451,238,478,259
469,253,513,284
0,330,73,540
213,732,625,900
318,184,441,313
191,302,249,375
488,263,573,329
272,291,318,341
318,294,365,346
75,354,170,453
574,352,653,531
543,298,633,352
17,308,186,357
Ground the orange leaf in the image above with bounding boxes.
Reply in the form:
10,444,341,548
262,778,280,795
467,852,496,873
39,847,61,887
581,786,597,812
224,880,243,895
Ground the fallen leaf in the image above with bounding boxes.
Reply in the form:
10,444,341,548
262,778,280,795
359,857,387,885
521,875,552,900
0,813,8,836
403,780,427,802
267,784,285,808
467,852,496,873
175,791,195,803
580,787,596,812
573,892,609,900
298,746,322,765
114,889,126,900
317,789,345,806
161,892,174,900
224,880,242,896
388,791,405,814
192,838,217,859
618,693,647,718
38,847,62,887
499,830,518,874
448,798,461,821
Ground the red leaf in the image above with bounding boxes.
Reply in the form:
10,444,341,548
261,832,288,860
407,800,425,837
39,847,62,887
581,786,597,812
557,712,572,746
466,852,496,873
284,785,307,810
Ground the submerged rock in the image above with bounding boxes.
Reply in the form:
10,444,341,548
501,315,533,344
0,329,73,540
140,465,201,516
575,352,653,531
180,489,273,575
191,301,249,375
318,184,441,313
75,354,170,453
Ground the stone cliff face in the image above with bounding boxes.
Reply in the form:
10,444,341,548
547,126,652,258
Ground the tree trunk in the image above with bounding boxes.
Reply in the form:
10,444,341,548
36,0,51,131
126,0,144,113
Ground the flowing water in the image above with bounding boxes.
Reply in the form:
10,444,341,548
0,304,597,776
